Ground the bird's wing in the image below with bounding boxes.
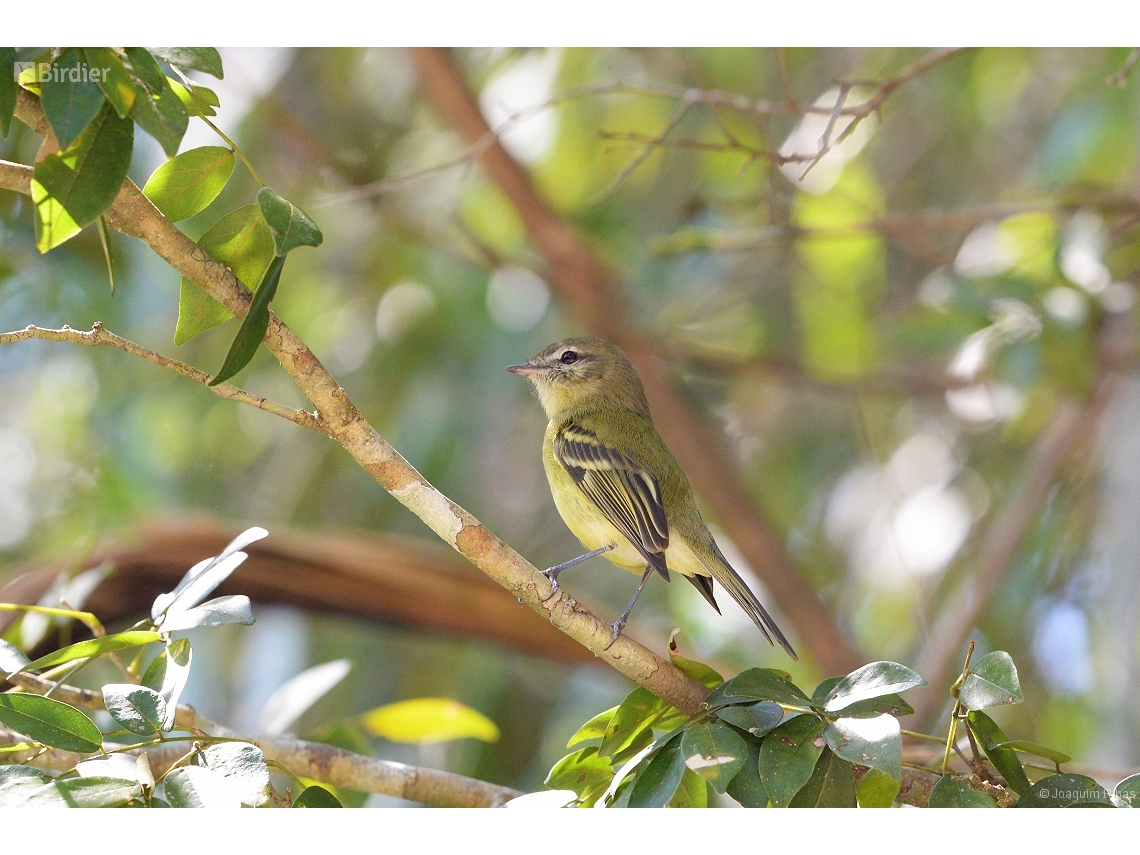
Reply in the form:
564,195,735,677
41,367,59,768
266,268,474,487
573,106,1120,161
555,422,671,580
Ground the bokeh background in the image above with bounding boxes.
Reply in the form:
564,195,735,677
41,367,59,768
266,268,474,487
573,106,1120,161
3,47,1140,802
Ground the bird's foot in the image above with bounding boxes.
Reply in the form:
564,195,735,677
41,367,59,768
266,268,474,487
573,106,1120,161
539,567,562,603
602,619,625,651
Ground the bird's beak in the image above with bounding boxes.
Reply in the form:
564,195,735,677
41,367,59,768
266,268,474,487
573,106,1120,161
506,362,542,377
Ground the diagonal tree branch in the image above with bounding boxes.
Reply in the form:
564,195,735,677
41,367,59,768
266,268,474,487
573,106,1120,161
2,90,709,716
408,47,863,675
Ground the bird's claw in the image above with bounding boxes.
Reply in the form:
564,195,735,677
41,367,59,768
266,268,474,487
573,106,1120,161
602,620,625,650
539,568,561,603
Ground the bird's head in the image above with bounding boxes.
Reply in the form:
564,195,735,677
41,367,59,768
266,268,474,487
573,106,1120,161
506,337,650,419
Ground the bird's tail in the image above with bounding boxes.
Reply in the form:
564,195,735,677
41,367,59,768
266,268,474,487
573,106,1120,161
709,549,797,660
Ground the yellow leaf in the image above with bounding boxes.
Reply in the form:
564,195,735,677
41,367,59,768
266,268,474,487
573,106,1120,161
360,698,500,744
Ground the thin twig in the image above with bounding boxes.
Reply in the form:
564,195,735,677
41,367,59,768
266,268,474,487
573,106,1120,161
592,97,696,203
0,323,325,433
1106,48,1140,87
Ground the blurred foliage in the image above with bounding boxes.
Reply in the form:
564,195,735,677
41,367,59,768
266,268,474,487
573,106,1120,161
3,47,1140,800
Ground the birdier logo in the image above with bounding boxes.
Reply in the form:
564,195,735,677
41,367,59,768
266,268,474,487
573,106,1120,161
13,61,109,83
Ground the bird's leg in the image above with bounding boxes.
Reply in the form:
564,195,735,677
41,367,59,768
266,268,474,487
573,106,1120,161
604,566,655,650
540,544,614,601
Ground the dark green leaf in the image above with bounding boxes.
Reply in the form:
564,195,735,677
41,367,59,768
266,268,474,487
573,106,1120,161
680,721,747,793
40,49,106,148
163,766,243,808
141,637,192,730
293,785,342,808
159,594,255,631
966,710,1031,796
989,739,1070,767
209,254,287,386
31,102,134,252
166,78,219,118
929,775,997,807
857,767,901,807
20,776,142,808
0,765,47,786
1113,773,1140,808
811,676,842,705
82,48,137,117
788,748,856,807
148,47,224,79
708,667,812,709
197,742,271,806
715,700,784,736
124,47,188,156
597,686,665,758
103,684,167,735
21,630,162,673
143,146,234,221
97,215,115,295
176,204,274,344
0,48,16,136
667,633,723,688
759,713,827,807
823,661,926,713
725,738,767,807
566,705,617,749
1016,773,1112,807
959,651,1023,711
836,693,914,719
628,734,685,808
609,725,656,767
545,746,614,806
0,639,31,672
669,767,709,808
0,694,102,752
257,187,324,255
824,714,901,780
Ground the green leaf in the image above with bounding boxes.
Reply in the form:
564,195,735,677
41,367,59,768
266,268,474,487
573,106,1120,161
725,738,767,807
566,705,618,749
40,48,107,148
824,714,901,780
0,48,16,136
1114,773,1140,808
959,651,1023,710
209,253,287,386
679,721,747,794
966,710,1031,796
76,753,152,787
811,676,842,705
597,686,665,758
197,742,271,807
857,767,901,808
0,639,31,672
20,629,162,674
257,187,324,255
143,146,234,222
928,775,997,807
158,594,254,631
148,47,224,79
152,536,258,622
361,697,500,743
669,767,709,808
103,684,167,735
823,660,926,713
1016,773,1112,807
667,633,723,688
545,746,614,806
788,748,856,807
124,47,188,156
0,777,51,808
163,766,243,808
293,785,342,808
176,204,274,344
141,637,192,730
259,659,352,736
166,78,219,117
708,667,812,709
0,693,102,752
836,693,914,719
20,776,142,808
758,713,827,807
628,733,685,808
82,48,137,117
715,700,784,736
989,739,1070,768
0,765,47,785
31,102,134,252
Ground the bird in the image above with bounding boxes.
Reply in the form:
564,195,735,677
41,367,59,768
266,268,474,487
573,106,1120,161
507,336,796,658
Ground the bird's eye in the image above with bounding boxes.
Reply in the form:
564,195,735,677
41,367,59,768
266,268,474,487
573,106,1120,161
560,350,580,365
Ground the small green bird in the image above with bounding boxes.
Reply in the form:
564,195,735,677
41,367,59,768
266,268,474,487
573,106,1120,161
507,336,796,658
